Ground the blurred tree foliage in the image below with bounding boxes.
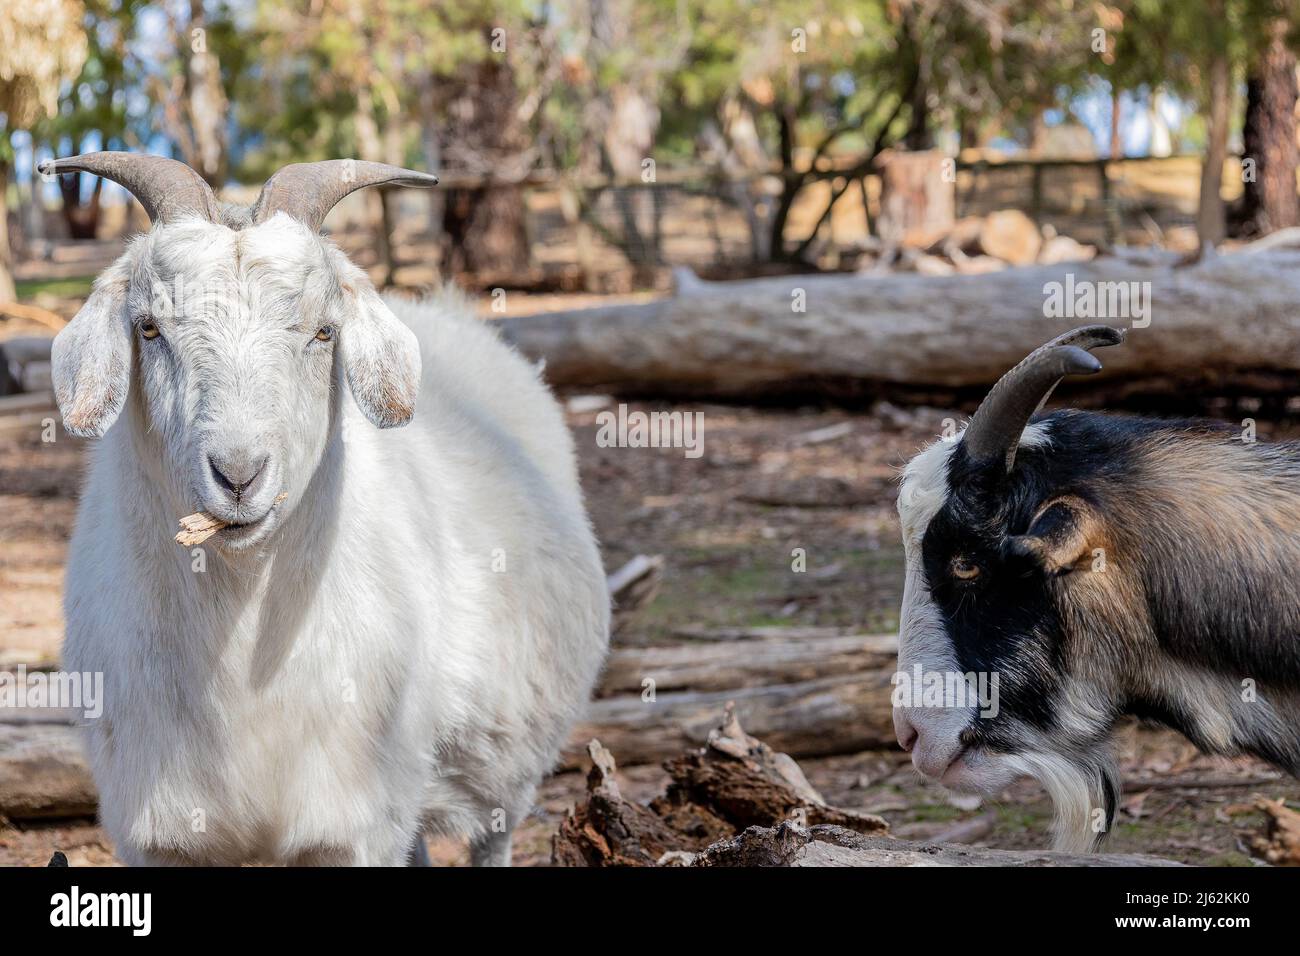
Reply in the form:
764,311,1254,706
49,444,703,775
0,0,87,299
3,0,1300,274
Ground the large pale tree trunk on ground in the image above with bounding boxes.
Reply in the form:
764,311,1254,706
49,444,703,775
496,248,1300,402
567,631,900,768
1240,17,1299,236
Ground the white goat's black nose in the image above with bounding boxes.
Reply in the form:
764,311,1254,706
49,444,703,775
208,453,269,499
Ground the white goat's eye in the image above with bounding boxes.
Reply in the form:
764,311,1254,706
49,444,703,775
139,320,160,340
314,326,334,342
951,557,981,581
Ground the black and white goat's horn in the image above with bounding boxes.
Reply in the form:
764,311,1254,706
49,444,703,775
250,160,439,232
963,325,1126,473
37,151,220,225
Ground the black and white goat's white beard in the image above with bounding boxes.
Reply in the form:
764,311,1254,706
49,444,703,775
1005,748,1120,853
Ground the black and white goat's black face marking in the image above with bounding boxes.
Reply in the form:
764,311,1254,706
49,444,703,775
896,419,1120,851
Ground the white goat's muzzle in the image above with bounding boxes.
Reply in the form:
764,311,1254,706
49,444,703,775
194,437,284,535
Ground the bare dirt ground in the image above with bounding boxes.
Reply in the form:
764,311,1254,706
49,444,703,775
2,379,1297,866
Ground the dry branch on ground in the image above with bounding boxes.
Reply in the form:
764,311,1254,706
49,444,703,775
552,704,887,866
1248,798,1300,865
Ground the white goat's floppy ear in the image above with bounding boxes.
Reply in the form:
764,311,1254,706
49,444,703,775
341,288,421,428
52,276,131,438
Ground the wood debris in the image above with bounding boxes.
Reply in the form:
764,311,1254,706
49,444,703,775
1248,798,1300,865
174,493,287,546
552,703,887,866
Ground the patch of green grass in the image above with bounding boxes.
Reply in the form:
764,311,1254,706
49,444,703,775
995,804,1050,833
909,803,965,823
624,541,908,641
16,276,95,301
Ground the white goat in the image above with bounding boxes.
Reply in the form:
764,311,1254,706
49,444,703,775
44,153,609,866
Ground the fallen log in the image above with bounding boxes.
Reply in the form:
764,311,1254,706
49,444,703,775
0,723,95,821
1,631,901,818
596,632,896,697
495,249,1300,402
564,669,896,770
693,823,1183,867
576,632,898,768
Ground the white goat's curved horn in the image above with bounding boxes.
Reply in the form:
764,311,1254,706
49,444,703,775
37,151,220,225
963,325,1126,474
250,160,439,231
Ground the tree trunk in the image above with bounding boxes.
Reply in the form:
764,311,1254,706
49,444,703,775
440,56,534,279
1109,87,1123,159
767,106,802,261
353,87,394,286
58,171,102,240
876,149,954,245
184,0,228,188
1197,38,1230,246
496,248,1300,402
419,79,445,258
604,87,661,286
0,160,16,303
900,7,932,152
1240,16,1299,236
442,184,531,278
1147,87,1173,157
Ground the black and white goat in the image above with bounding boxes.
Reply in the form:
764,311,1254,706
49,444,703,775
894,325,1300,850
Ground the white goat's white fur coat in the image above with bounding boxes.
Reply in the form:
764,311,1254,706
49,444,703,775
61,224,609,865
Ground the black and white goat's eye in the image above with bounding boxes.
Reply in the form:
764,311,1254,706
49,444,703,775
951,557,981,581
138,320,160,340
313,325,335,343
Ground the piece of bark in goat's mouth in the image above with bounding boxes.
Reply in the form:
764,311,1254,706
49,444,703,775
175,493,287,546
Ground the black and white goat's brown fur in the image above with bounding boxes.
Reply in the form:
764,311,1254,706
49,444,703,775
894,325,1300,851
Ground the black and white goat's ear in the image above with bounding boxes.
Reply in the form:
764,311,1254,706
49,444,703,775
340,286,421,428
51,274,131,438
1006,497,1100,575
